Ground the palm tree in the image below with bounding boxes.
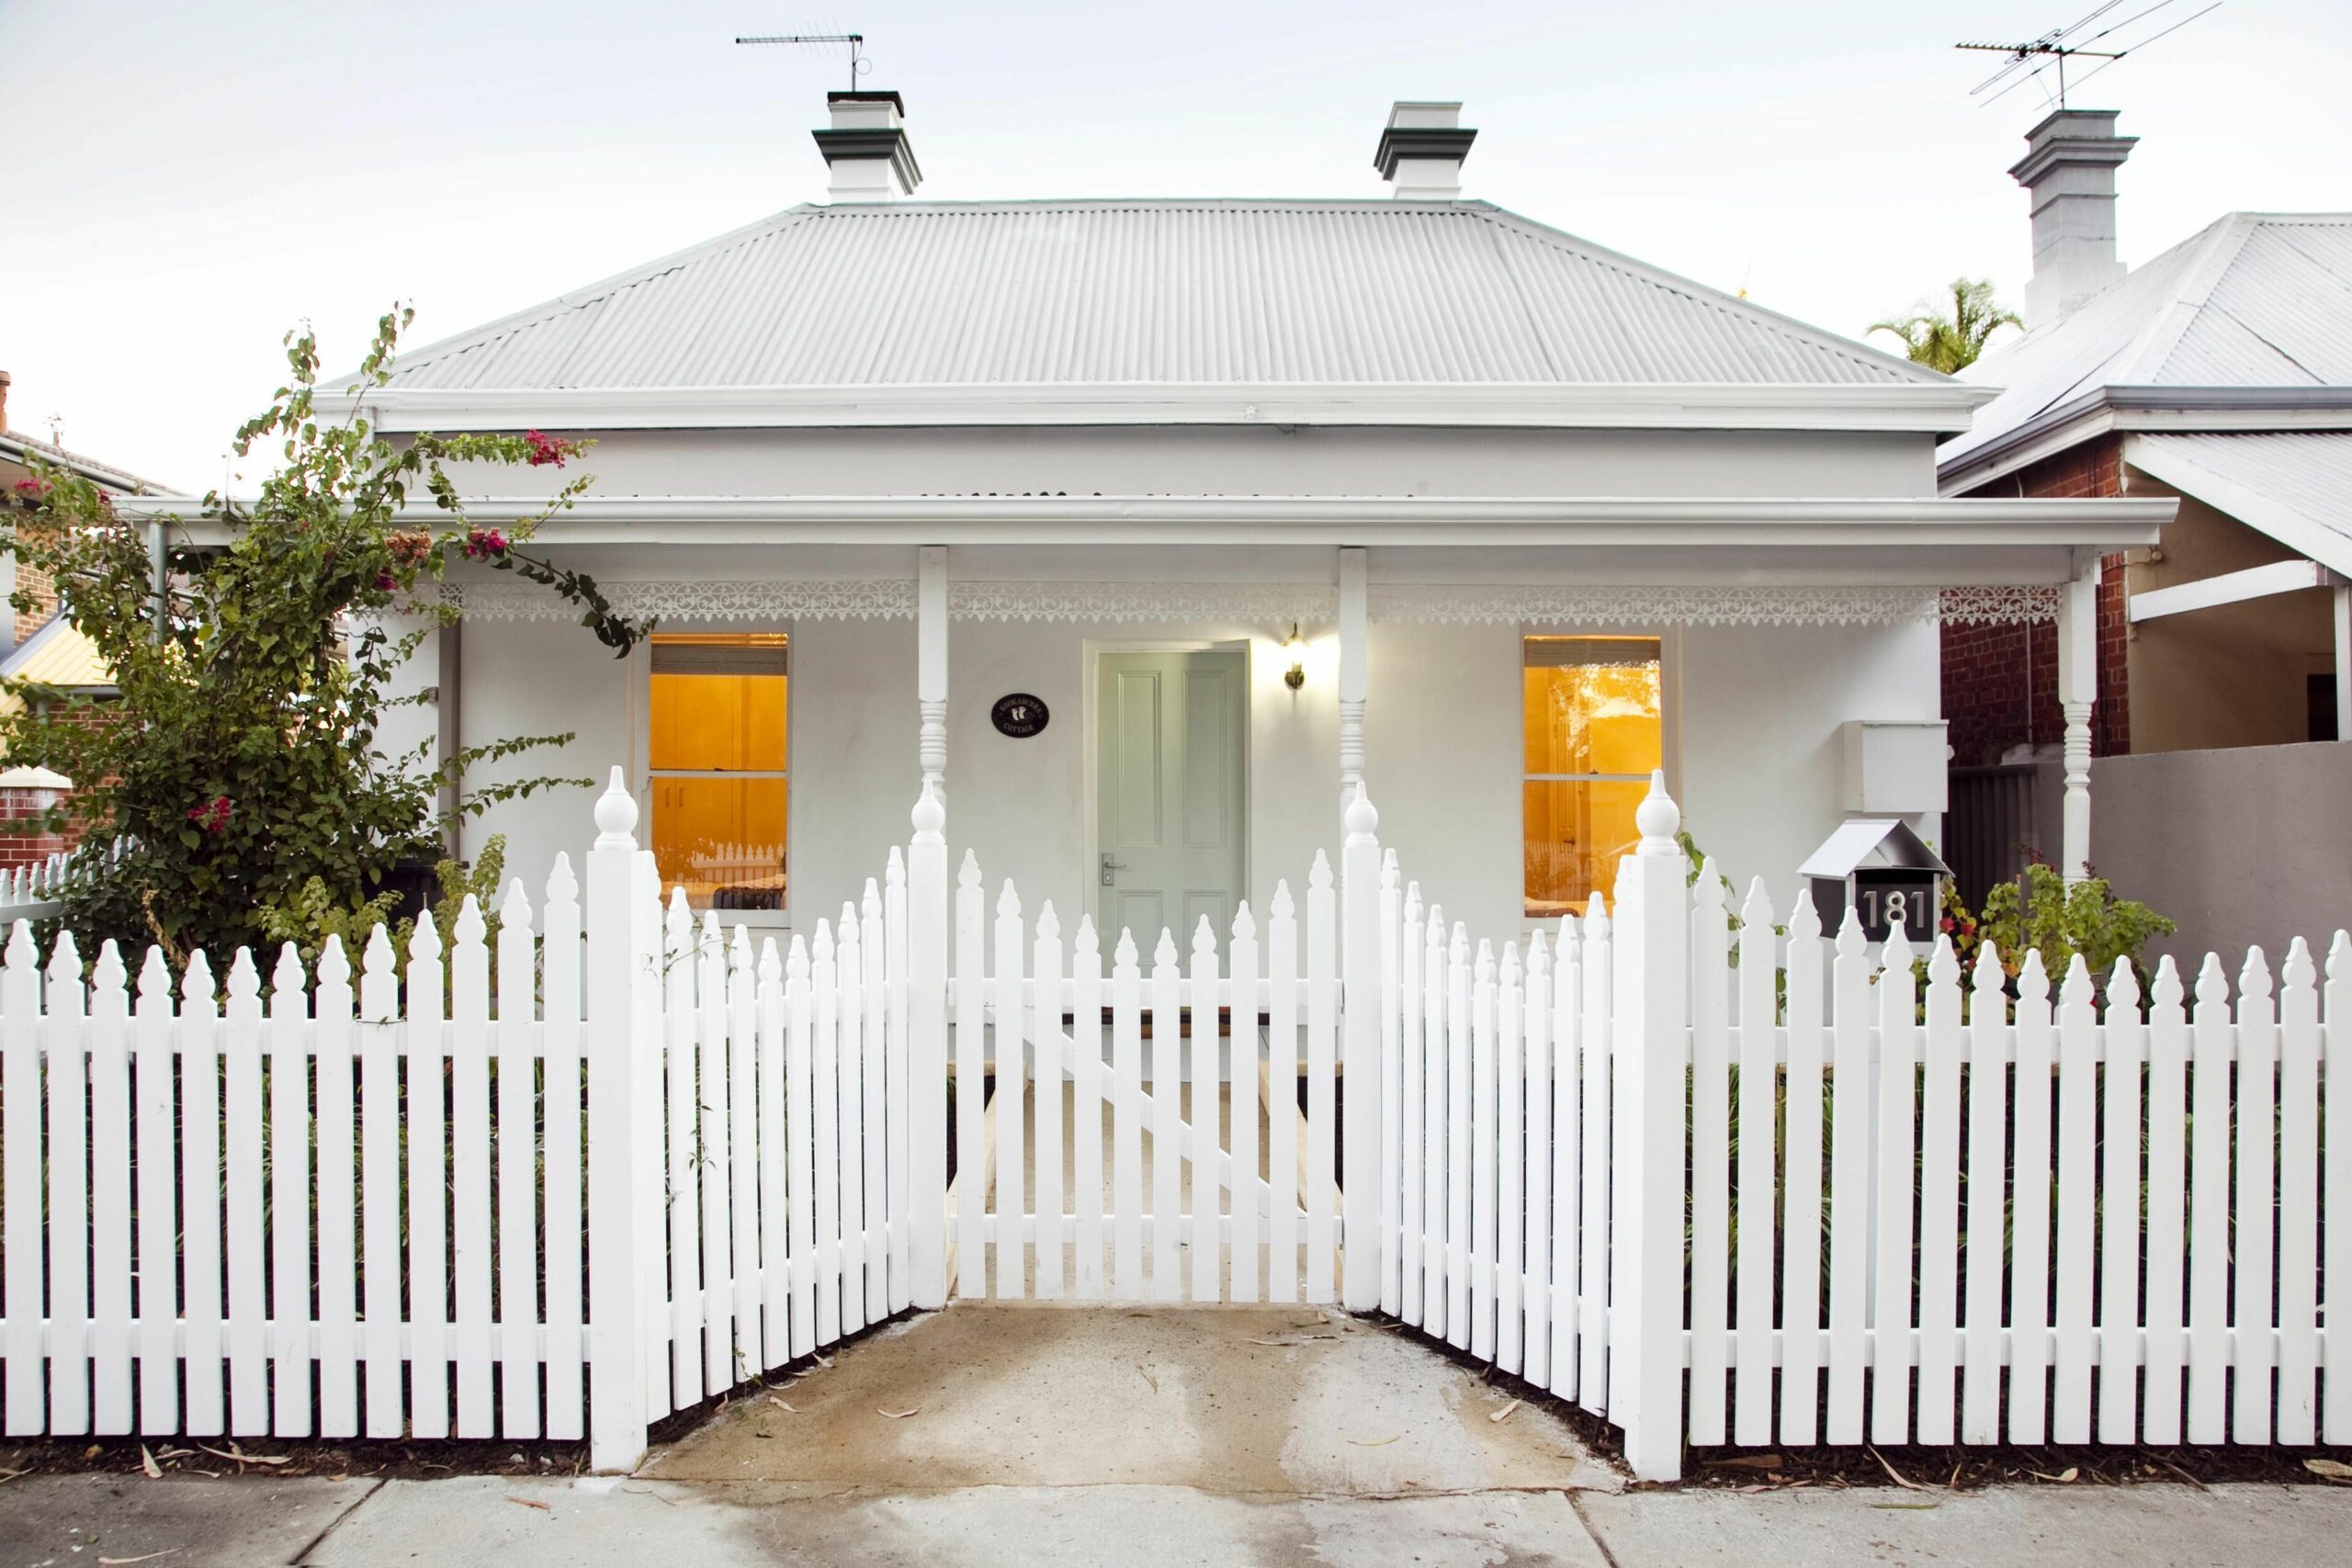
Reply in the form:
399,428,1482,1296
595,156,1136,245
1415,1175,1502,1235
1868,278,2022,374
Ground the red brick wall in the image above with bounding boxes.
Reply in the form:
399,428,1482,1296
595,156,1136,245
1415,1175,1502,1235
1940,435,2132,765
0,786,85,870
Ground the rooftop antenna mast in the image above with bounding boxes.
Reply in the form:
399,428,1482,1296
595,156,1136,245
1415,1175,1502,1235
735,30,871,93
1959,1,2222,110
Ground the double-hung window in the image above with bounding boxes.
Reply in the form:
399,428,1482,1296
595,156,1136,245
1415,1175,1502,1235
650,632,790,919
1522,635,1664,918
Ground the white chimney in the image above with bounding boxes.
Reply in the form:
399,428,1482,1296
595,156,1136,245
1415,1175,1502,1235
1374,101,1476,201
813,89,922,202
2009,107,2135,327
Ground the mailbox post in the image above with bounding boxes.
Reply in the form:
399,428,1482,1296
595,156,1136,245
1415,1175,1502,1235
1799,818,1950,942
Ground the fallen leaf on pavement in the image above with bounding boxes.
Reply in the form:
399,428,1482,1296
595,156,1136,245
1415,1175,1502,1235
1706,1454,1783,1470
1139,1368,1159,1393
98,1552,177,1565
768,1396,797,1414
876,1407,920,1419
2029,1467,2079,1483
140,1445,163,1480
2306,1459,2352,1483
507,1496,551,1512
1488,1399,1522,1424
1871,1501,1939,1511
1349,1434,1401,1447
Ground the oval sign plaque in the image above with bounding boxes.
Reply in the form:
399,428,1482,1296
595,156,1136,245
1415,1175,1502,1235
991,693,1049,739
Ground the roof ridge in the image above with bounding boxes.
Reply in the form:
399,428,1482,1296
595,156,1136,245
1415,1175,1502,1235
2109,213,2263,385
1465,207,1948,386
380,204,828,379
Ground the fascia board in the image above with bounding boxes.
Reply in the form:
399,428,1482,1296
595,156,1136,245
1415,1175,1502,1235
2121,434,2352,578
134,493,2172,552
1939,386,2352,495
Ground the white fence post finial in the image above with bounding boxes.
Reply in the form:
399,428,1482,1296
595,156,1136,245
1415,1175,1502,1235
1340,779,1384,1311
1608,767,1690,1481
1634,768,1680,857
594,765,639,852
906,780,950,1308
583,762,652,1471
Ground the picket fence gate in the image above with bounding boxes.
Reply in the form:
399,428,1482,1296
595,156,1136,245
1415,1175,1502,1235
1,766,2344,1479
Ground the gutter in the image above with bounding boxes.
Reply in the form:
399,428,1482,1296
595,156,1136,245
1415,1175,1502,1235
123,493,2175,552
313,379,1998,436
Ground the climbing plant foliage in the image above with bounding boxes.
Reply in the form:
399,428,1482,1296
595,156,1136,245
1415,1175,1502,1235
0,307,651,963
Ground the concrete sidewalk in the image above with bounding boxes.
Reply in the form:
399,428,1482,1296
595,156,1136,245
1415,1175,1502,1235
4,1308,2346,1565
9,1469,2346,1567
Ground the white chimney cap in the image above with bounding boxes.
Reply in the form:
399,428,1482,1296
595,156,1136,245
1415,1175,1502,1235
1375,99,1477,202
814,89,922,202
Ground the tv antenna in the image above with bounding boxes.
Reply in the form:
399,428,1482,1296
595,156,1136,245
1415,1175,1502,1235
735,30,871,93
1958,1,2222,110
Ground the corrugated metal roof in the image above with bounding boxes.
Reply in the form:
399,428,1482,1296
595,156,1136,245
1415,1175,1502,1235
1945,213,2352,468
0,618,114,722
381,200,1937,392
2127,431,2352,576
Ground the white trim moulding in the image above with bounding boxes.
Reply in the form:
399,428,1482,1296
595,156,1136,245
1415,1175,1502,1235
317,381,1995,434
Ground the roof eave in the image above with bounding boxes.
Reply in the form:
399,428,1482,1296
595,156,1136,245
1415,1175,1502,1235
130,492,2171,556
317,380,1995,435
1938,386,2352,495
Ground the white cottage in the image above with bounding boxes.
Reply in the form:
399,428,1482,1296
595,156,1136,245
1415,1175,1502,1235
314,94,2165,942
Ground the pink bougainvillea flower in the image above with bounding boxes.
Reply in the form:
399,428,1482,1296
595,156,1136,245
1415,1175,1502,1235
524,429,571,468
460,526,510,560
186,795,233,834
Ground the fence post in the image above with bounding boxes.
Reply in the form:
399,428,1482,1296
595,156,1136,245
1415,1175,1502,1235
1610,770,1690,1482
585,767,653,1472
1340,784,1383,1311
907,783,950,1309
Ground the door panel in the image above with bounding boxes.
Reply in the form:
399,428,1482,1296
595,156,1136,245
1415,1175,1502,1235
1097,650,1247,956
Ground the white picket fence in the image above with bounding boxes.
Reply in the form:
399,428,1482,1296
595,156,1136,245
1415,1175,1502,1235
0,774,939,1469
1364,777,2348,1476
944,851,1346,1304
1,765,2343,1480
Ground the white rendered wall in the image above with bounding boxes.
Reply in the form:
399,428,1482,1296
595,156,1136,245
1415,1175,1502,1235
1676,618,1945,900
424,423,1938,505
442,612,1943,953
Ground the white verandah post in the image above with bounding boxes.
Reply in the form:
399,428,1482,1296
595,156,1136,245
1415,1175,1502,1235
909,543,952,1308
1610,770,1690,1482
2057,558,2098,884
1338,547,1368,821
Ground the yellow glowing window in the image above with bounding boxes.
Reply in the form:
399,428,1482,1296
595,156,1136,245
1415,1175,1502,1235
1523,636,1663,919
650,633,789,917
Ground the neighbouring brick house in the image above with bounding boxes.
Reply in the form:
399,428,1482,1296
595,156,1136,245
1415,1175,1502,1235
0,369,166,871
1932,112,2352,952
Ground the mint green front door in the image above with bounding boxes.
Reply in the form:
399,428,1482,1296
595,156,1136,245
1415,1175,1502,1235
1095,649,1247,953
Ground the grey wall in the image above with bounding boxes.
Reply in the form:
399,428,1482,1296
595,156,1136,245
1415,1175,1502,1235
2091,742,2352,966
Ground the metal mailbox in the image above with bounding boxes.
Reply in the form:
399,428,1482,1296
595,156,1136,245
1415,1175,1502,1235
1798,818,1950,943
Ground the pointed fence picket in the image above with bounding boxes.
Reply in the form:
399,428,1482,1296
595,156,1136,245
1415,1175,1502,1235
1,765,2343,1485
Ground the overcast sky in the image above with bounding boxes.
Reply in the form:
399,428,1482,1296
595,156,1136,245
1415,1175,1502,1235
6,0,2346,491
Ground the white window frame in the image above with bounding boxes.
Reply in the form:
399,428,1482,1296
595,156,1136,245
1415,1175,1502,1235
1520,631,1672,919
648,631,792,927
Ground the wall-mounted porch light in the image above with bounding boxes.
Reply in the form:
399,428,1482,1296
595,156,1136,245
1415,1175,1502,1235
1283,623,1306,690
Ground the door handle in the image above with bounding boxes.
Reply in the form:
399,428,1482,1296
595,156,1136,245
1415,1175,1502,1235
1100,852,1127,886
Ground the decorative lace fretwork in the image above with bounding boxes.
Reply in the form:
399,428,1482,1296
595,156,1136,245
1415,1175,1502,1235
441,579,918,622
439,578,2061,626
1370,583,2061,626
946,581,1339,624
